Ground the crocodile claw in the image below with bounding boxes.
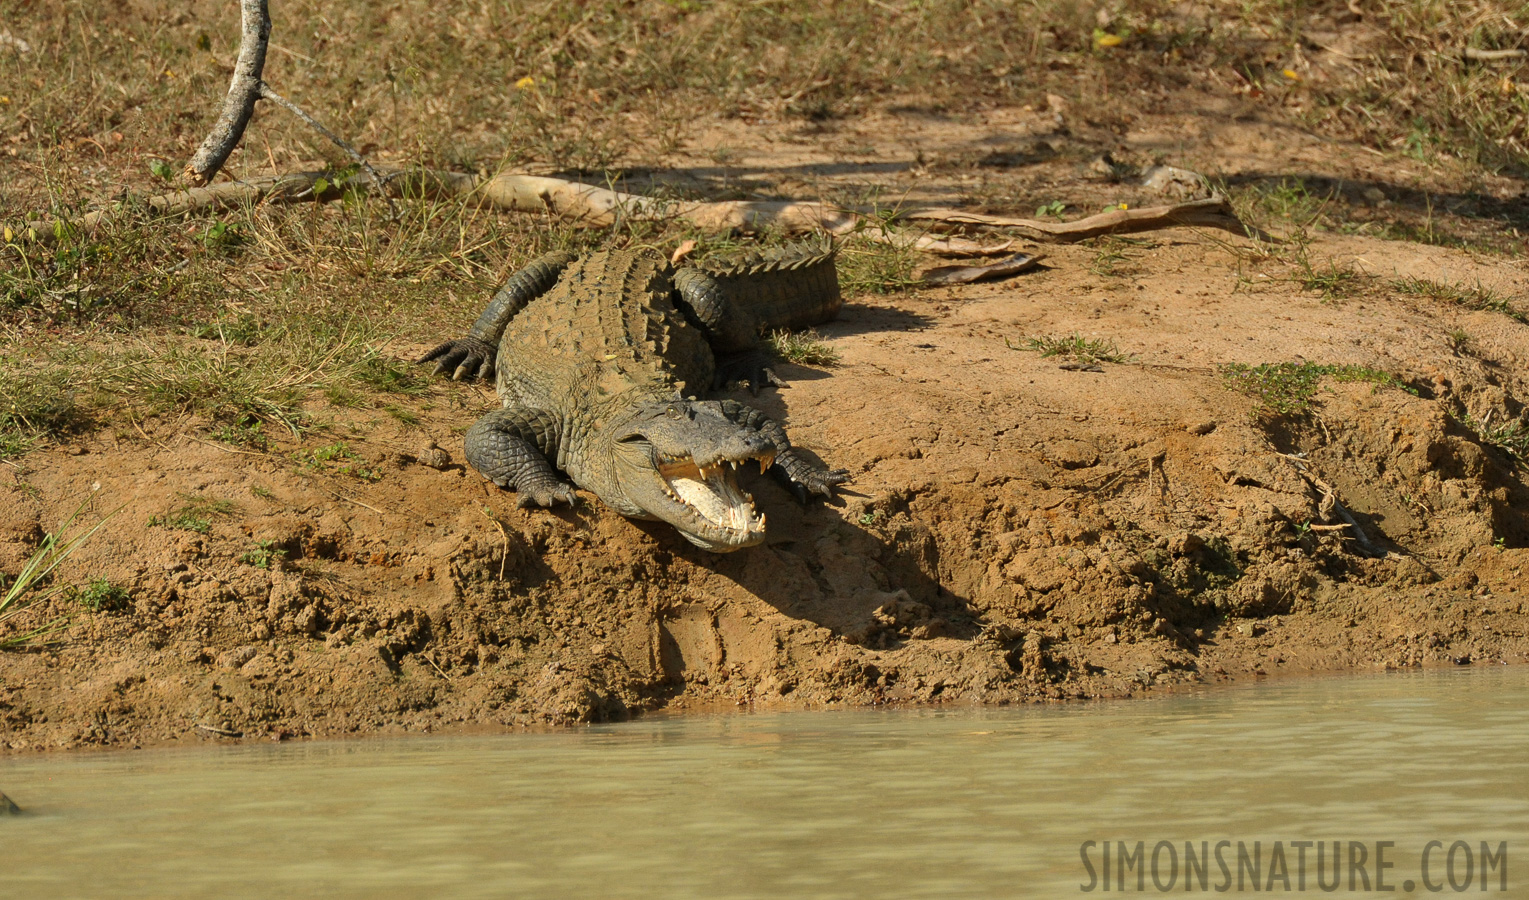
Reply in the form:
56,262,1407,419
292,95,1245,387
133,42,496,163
773,448,850,504
714,352,785,396
510,480,578,509
418,336,497,382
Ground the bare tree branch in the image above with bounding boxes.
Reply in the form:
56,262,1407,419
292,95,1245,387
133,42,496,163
185,0,270,185
9,167,1268,253
256,82,390,191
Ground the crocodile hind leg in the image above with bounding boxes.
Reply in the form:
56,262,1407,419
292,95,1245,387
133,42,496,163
465,407,577,508
718,399,849,502
673,243,840,393
418,250,578,381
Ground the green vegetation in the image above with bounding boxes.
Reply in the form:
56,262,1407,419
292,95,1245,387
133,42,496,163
1012,333,1135,366
1459,413,1529,463
75,579,131,613
769,330,841,367
1088,241,1134,279
1,497,116,649
1392,277,1524,323
1293,249,1371,300
239,540,288,570
294,442,382,482
1220,362,1414,418
211,419,269,451
837,233,920,295
148,494,237,534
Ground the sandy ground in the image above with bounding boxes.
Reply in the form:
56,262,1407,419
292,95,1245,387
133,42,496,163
3,93,1528,750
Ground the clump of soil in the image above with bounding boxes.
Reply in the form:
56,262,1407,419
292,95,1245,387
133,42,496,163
4,100,1529,751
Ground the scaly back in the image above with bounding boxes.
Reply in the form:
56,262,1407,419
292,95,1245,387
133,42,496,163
497,250,715,403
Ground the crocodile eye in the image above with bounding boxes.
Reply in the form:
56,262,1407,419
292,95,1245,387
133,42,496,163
666,405,681,418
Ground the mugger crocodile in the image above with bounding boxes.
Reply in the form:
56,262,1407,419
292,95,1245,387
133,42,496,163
418,241,850,552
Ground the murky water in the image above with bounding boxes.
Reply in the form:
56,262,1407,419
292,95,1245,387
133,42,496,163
3,667,1527,899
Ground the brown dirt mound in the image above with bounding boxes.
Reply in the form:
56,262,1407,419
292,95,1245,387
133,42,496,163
5,226,1529,750
5,89,1529,750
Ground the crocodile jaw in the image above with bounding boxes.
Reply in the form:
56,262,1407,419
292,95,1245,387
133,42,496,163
613,445,774,551
656,454,773,550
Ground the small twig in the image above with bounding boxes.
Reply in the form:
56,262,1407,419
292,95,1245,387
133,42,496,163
195,723,243,737
422,653,453,681
1278,454,1387,557
1463,47,1527,62
478,504,511,580
185,434,266,457
256,82,396,216
125,411,173,452
323,488,386,517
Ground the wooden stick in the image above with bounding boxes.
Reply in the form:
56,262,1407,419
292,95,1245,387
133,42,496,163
11,167,1268,250
185,0,270,185
1463,47,1527,62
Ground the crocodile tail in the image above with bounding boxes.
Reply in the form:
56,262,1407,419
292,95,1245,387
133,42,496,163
696,238,842,335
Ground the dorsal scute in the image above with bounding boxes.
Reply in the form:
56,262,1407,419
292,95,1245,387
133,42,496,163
695,237,836,281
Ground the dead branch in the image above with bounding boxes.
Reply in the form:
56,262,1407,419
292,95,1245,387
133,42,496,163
11,167,1266,254
920,252,1047,287
185,0,270,185
1463,47,1527,62
256,83,390,193
898,197,1277,243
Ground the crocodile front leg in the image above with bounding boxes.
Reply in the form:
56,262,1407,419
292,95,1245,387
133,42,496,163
465,407,577,508
418,250,578,381
718,399,850,501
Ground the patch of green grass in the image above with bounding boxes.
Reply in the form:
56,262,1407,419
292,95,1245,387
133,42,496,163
239,540,288,570
1459,413,1529,463
383,405,421,426
0,364,93,458
1010,333,1135,366
293,442,382,481
1243,178,1332,229
1220,362,1414,418
1392,276,1524,323
836,233,920,295
1089,243,1132,278
1,496,116,649
94,313,426,436
191,313,266,346
75,578,131,613
148,494,237,534
1293,251,1371,300
769,329,841,367
210,419,269,451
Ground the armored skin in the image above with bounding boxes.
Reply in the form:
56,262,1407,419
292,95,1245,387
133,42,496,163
419,242,849,552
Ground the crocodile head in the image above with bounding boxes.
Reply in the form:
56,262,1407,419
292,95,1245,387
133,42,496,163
609,400,776,552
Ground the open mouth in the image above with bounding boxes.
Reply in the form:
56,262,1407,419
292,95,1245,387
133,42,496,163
654,450,775,542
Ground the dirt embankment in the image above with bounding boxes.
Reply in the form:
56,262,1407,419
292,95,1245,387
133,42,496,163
4,101,1529,750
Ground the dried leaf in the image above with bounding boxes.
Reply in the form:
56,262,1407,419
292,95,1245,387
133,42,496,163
920,252,1047,287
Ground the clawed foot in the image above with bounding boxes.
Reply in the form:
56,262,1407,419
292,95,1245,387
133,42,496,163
502,478,578,509
772,449,850,503
714,352,785,396
418,336,497,382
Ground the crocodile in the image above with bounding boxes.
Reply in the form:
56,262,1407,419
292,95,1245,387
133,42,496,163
419,241,849,552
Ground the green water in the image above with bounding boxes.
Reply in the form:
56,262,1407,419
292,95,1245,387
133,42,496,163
3,667,1527,898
